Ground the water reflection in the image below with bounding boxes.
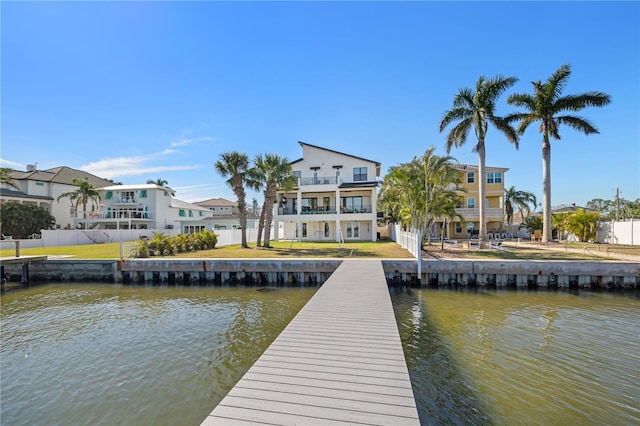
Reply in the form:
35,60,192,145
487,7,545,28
391,288,640,426
1,283,315,426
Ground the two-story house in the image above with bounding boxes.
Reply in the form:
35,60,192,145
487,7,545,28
79,184,211,231
274,141,380,242
0,165,114,230
443,164,509,239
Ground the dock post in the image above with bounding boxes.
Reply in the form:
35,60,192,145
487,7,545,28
21,262,29,285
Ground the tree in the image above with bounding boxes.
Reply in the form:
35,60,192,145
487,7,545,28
0,168,20,190
507,64,611,242
440,74,519,244
378,146,462,242
504,186,537,226
251,154,295,248
0,202,55,238
215,152,252,248
57,178,101,219
147,178,168,187
564,208,600,242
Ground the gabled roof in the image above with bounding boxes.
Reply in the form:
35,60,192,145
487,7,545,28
10,166,114,188
0,188,54,201
452,164,509,172
171,198,211,211
292,141,382,170
194,197,237,207
100,183,175,194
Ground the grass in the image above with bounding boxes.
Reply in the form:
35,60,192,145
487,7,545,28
2,239,636,261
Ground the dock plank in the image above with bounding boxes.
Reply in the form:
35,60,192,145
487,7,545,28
200,259,420,425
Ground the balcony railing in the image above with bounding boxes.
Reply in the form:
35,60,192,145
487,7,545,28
299,176,339,186
276,204,374,216
454,207,503,219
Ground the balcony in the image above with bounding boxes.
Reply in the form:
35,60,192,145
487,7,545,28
276,204,374,216
299,176,340,186
454,207,503,220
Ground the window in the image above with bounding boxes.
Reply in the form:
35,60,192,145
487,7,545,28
294,171,301,182
341,196,362,212
122,191,134,202
346,222,360,238
179,209,186,217
323,197,330,210
353,167,367,181
140,189,147,198
105,191,113,199
455,223,463,233
188,210,194,217
324,222,330,238
199,211,204,217
467,197,475,208
487,172,502,184
467,172,475,184
36,182,44,186
302,223,307,238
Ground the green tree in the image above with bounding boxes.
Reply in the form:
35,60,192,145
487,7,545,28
0,202,55,238
519,215,542,233
507,64,611,242
378,146,462,242
0,168,20,190
251,154,295,248
215,151,252,248
146,178,168,187
57,178,101,219
564,208,601,242
440,74,519,244
504,186,537,226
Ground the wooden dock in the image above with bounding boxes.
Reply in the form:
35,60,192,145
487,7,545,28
200,259,420,426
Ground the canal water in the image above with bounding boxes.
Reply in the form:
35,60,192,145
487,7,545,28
2,283,638,425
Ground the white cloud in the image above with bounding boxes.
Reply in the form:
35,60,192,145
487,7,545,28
80,151,201,179
0,158,26,169
170,136,215,147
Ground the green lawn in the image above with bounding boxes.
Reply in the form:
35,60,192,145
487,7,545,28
2,239,636,261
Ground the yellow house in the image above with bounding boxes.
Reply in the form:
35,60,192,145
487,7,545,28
435,164,508,240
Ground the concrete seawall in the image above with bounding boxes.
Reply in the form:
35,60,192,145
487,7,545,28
2,258,639,289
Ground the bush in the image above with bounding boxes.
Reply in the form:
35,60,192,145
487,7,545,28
133,230,217,258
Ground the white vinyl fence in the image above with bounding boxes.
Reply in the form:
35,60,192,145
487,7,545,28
597,219,640,245
392,224,421,259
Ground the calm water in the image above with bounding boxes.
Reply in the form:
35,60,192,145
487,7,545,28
391,289,640,425
1,283,316,426
2,284,639,426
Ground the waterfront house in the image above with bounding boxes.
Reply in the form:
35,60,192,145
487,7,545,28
274,141,380,242
81,184,211,231
438,164,509,240
0,165,114,230
180,197,260,232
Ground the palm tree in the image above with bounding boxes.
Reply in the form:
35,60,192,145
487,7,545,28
504,186,537,226
507,64,611,242
146,178,168,187
440,74,519,244
0,168,20,190
251,154,295,248
57,178,101,219
215,152,252,248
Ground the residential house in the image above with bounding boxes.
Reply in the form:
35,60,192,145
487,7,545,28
81,184,211,231
274,141,380,242
185,197,260,231
0,165,114,229
437,164,509,240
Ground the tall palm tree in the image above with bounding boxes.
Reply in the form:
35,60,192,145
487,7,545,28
57,178,101,219
0,168,20,190
146,178,168,187
215,151,251,248
251,154,296,248
440,74,519,244
507,64,611,242
504,186,537,226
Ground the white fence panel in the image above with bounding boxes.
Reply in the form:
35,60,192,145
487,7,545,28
393,224,420,259
598,219,639,245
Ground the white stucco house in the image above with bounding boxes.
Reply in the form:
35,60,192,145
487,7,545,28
0,165,114,230
274,141,381,242
186,197,260,231
78,184,212,231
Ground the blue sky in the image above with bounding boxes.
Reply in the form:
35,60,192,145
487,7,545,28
2,1,638,208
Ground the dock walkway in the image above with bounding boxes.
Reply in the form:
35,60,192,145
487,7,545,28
201,259,420,425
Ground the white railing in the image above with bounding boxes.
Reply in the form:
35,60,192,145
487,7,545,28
455,207,503,219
